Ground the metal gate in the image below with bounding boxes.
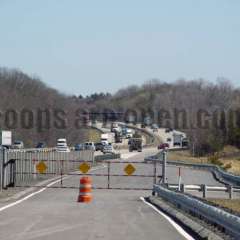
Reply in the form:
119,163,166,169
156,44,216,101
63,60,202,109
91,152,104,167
0,149,160,191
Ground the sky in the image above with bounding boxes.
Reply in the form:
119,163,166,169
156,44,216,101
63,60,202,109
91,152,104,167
0,0,240,96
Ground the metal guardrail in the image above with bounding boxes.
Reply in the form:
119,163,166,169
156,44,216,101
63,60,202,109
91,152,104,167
153,184,240,239
9,147,56,153
145,155,240,186
167,183,240,199
94,153,121,161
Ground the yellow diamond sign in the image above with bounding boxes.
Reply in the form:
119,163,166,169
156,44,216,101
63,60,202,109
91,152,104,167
79,162,91,174
124,164,136,176
36,161,47,174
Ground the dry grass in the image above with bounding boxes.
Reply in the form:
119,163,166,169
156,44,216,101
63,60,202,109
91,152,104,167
167,151,208,164
167,146,240,175
207,199,240,214
87,129,101,142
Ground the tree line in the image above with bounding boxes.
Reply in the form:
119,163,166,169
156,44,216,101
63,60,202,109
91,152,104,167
78,79,240,156
1,67,240,155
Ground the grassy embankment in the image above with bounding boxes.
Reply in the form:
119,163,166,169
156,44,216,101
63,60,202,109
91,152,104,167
168,145,240,175
168,145,240,213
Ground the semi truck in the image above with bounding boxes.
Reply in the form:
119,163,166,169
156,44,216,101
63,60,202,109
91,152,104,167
173,133,183,146
114,131,123,143
128,133,142,152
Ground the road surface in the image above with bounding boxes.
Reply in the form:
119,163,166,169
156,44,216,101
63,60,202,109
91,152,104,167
0,148,229,240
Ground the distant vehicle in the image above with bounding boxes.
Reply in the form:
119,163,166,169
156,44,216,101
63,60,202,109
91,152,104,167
141,123,146,128
100,133,114,145
129,138,142,152
126,129,133,138
112,126,121,133
143,116,152,126
36,142,45,148
111,122,119,132
13,140,24,149
125,114,136,124
158,143,169,150
151,123,158,129
165,128,173,133
0,131,12,148
75,143,85,151
84,142,96,151
95,142,104,151
182,138,189,148
173,133,183,146
56,138,70,152
151,124,158,132
102,144,114,154
121,127,128,137
114,131,123,143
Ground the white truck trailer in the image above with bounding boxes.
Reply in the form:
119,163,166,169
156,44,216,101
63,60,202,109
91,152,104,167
101,133,114,145
0,131,12,147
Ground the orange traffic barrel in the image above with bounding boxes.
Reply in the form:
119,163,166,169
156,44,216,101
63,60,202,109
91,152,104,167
77,177,92,203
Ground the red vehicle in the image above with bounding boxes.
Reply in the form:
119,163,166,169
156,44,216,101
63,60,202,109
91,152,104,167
158,143,169,150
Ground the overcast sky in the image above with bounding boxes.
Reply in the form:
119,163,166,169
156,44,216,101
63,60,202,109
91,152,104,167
0,0,239,96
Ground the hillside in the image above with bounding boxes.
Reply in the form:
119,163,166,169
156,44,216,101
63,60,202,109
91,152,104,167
80,79,240,155
0,68,88,147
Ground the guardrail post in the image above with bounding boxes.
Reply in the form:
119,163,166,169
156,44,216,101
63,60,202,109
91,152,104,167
202,184,207,198
228,185,233,199
180,183,185,193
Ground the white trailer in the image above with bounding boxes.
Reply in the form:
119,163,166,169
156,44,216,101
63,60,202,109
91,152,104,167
101,133,114,144
1,131,12,147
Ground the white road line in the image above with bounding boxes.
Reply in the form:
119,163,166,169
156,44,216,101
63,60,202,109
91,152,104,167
0,165,106,213
0,178,64,212
140,197,195,240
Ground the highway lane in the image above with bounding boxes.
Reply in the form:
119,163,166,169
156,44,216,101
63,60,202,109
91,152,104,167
0,148,235,240
0,149,191,240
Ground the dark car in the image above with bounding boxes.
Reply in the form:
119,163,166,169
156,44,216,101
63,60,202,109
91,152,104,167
165,128,173,133
75,143,85,151
95,142,104,151
158,143,169,150
36,142,45,148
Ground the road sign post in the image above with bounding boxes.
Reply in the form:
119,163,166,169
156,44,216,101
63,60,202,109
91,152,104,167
162,150,167,184
178,167,181,191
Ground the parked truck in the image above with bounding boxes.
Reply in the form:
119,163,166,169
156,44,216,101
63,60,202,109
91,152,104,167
0,130,12,148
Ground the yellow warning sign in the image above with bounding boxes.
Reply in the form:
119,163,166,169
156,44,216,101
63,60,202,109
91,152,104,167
124,164,136,176
36,161,47,174
79,162,91,174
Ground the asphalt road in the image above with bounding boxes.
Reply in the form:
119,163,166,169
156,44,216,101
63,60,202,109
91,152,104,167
0,148,232,240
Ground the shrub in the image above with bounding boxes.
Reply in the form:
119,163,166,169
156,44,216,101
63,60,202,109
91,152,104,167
208,154,223,166
223,163,232,170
